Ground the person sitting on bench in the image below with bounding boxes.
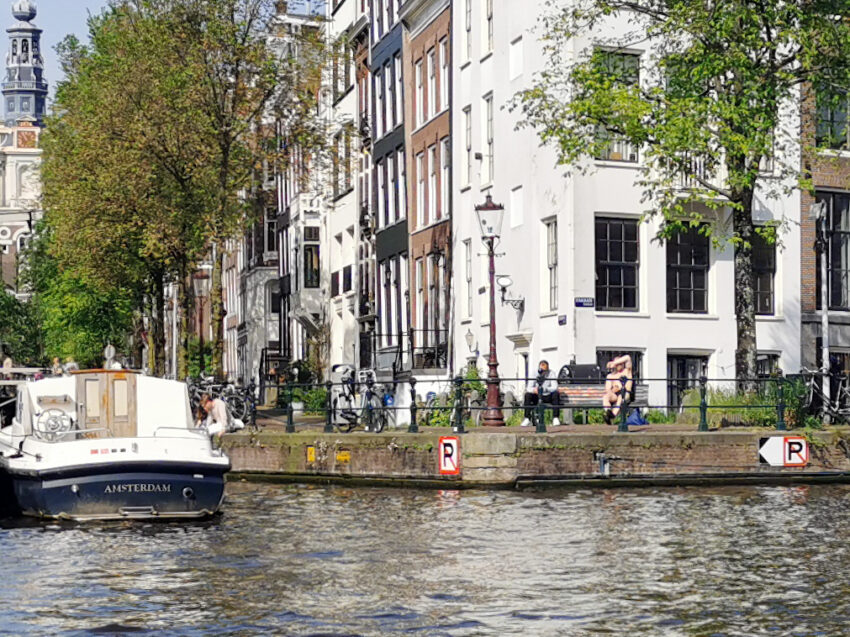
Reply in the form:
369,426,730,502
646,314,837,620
521,360,561,427
603,354,633,424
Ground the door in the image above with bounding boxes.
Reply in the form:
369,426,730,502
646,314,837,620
76,372,137,438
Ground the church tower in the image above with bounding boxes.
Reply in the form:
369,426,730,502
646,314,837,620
3,0,46,127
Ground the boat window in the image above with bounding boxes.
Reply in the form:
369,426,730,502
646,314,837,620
113,379,128,418
85,380,100,419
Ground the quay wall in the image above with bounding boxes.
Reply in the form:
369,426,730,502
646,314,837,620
222,429,850,488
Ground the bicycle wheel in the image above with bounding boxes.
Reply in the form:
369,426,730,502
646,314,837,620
226,395,247,421
334,396,357,433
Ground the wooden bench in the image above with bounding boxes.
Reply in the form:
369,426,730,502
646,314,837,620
556,382,649,424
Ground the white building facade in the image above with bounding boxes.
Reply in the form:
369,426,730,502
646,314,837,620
451,0,802,408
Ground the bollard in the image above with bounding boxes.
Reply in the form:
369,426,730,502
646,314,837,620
285,377,295,434
617,375,629,433
324,380,334,433
408,378,418,433
536,391,546,434
776,374,786,431
698,375,708,432
453,375,465,434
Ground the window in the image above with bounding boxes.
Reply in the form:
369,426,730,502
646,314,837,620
596,217,639,311
483,93,494,183
266,209,277,253
463,106,472,186
385,64,395,129
374,0,383,38
304,227,320,241
667,355,708,409
753,232,776,315
397,149,406,220
343,265,353,293
483,0,493,55
545,220,558,311
416,258,425,333
304,245,320,288
817,90,849,150
428,145,437,223
594,51,639,162
416,152,425,226
817,191,850,310
427,49,436,120
440,39,449,111
375,73,384,139
386,0,393,30
377,160,386,227
756,352,780,378
440,138,450,218
463,0,471,62
596,350,643,380
415,60,424,127
331,271,340,297
387,156,396,223
394,55,403,128
464,239,473,318
666,226,709,313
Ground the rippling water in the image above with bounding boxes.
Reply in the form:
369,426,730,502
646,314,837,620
1,482,849,635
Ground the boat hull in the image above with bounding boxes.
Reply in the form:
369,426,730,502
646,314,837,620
6,462,228,520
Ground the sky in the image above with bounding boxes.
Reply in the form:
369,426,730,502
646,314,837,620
19,0,111,98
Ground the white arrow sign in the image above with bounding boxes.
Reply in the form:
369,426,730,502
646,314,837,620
759,436,809,467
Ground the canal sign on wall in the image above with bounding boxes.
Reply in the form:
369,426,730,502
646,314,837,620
439,436,460,475
759,436,809,467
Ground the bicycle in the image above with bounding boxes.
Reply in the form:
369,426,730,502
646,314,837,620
799,368,850,424
333,369,386,433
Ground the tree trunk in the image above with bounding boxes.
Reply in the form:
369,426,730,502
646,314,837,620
152,271,167,377
209,243,224,379
733,195,758,393
177,272,191,380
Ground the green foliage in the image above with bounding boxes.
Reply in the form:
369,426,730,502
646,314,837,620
186,337,213,379
0,293,42,365
293,387,328,415
24,223,135,368
645,409,676,424
676,380,805,428
574,409,606,425
462,363,486,394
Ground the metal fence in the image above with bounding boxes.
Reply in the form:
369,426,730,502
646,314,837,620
256,371,829,435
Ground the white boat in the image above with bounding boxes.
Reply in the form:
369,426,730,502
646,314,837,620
0,370,230,520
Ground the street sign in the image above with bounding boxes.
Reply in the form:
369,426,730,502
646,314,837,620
759,436,809,467
439,436,460,475
575,297,595,308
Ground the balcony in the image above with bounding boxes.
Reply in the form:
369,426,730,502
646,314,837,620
291,285,325,333
670,153,729,196
411,329,449,371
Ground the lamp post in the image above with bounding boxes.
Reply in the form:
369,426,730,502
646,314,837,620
193,271,211,377
475,194,505,426
812,200,831,414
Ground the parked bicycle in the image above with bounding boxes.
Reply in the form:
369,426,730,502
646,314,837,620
331,366,392,433
188,375,253,427
799,367,850,423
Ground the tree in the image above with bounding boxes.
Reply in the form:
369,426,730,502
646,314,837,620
515,0,850,385
136,0,326,377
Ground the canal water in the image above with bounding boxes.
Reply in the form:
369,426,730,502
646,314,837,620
0,482,848,635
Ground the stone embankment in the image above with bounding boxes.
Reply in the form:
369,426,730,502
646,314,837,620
223,424,850,488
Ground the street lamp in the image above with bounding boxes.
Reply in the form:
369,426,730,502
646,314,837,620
475,194,506,426
811,200,831,414
193,271,211,377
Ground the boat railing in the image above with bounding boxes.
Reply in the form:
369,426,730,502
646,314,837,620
152,426,209,440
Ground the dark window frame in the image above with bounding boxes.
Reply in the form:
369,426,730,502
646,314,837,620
666,226,709,314
595,216,640,311
753,232,775,316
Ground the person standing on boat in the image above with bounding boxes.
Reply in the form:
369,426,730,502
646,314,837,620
51,357,62,376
